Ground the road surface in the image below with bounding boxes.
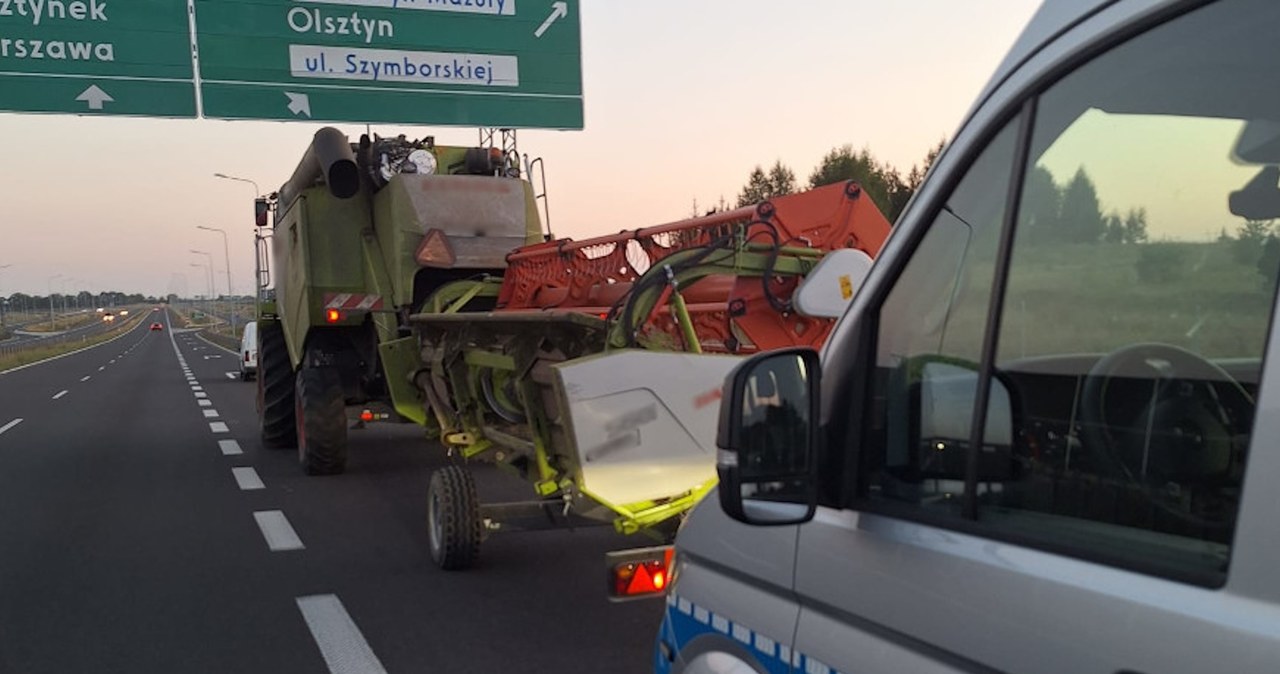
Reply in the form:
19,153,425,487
0,309,661,673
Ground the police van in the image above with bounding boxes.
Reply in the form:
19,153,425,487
655,0,1280,671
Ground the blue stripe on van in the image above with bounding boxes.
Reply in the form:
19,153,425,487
660,593,843,674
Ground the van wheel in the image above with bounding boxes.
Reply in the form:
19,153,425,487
295,366,348,475
427,465,481,570
257,322,296,448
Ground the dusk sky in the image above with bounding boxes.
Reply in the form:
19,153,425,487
0,1,1040,298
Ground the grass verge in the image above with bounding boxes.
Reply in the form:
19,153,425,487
20,312,104,333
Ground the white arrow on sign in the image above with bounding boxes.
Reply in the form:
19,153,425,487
76,85,113,111
534,1,568,38
285,92,312,118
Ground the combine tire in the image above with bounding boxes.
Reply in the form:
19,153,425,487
427,465,481,570
295,367,348,475
257,323,296,448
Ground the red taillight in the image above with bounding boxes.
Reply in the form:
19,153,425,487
607,546,675,601
360,410,374,422
326,309,342,323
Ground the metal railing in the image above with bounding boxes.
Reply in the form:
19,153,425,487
0,315,139,358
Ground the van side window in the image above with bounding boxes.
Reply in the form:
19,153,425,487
858,0,1275,585
861,123,1018,515
973,0,1275,584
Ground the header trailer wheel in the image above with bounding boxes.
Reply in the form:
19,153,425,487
427,465,482,570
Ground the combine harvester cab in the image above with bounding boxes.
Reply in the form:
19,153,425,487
410,179,891,571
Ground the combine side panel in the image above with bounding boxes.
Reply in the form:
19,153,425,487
275,188,373,368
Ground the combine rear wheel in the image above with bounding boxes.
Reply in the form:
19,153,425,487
295,367,348,475
257,322,296,448
427,465,481,570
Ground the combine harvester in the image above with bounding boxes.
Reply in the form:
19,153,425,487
254,128,889,569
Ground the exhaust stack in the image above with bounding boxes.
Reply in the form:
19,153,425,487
279,127,360,208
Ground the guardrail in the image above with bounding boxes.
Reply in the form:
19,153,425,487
0,315,139,358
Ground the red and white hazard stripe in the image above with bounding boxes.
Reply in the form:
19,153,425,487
323,293,385,311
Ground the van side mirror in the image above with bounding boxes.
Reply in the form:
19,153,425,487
1229,166,1280,220
716,348,820,526
255,197,270,227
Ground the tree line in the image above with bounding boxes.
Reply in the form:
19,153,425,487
3,291,159,311
730,141,945,223
729,146,1159,248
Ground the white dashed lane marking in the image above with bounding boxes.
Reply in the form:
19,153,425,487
0,419,22,436
80,376,90,382
226,373,237,380
254,511,304,551
195,392,208,399
198,399,212,407
98,366,105,371
209,421,229,433
203,410,219,418
218,439,243,455
232,467,265,491
296,595,388,674
51,390,68,400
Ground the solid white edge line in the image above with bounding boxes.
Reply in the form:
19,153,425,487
295,595,389,674
253,510,305,551
51,390,68,400
232,466,265,490
218,439,243,455
0,418,22,435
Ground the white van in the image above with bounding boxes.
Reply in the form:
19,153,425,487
656,1,1280,672
239,321,258,381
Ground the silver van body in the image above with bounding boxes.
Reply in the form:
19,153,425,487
657,1,1280,672
239,321,258,381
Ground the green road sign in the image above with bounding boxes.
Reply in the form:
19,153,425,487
0,0,196,117
195,0,583,129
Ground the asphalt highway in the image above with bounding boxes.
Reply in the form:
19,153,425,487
0,308,661,673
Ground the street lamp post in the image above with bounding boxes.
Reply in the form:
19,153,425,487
47,273,61,330
0,263,11,329
198,225,236,337
190,262,212,320
213,173,261,197
214,172,263,326
191,250,215,321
